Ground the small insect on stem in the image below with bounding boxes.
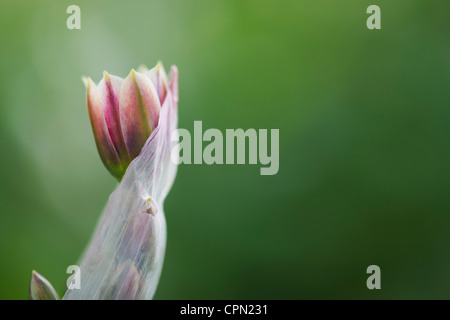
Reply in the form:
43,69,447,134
144,197,158,216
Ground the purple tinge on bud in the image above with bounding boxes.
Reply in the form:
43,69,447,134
98,72,130,169
86,62,172,180
29,270,60,300
86,78,123,179
119,70,161,160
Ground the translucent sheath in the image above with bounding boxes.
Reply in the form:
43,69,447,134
63,67,178,300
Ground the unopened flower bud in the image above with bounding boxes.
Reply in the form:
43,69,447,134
29,270,59,300
85,62,174,181
61,65,178,300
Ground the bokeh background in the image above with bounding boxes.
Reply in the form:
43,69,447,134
0,0,449,299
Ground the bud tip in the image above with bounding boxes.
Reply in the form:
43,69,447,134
82,76,89,88
29,270,60,300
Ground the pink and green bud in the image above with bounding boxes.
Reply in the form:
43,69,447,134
29,270,59,300
28,64,178,300
61,65,178,300
85,62,171,181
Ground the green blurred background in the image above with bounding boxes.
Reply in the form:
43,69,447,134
0,0,449,299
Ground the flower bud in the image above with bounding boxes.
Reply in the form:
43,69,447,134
119,69,161,160
101,260,143,300
63,66,178,300
29,270,59,300
86,77,123,180
85,62,174,181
